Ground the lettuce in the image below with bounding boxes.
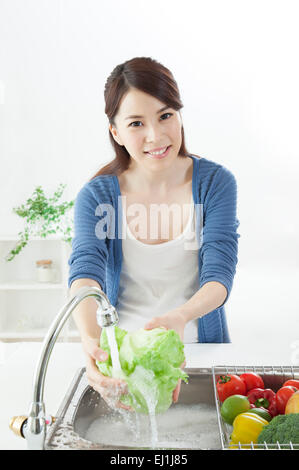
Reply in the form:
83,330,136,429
96,326,188,414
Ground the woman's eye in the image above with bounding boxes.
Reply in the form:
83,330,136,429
161,112,173,120
129,113,173,128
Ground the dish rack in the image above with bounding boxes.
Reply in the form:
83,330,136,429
212,365,299,450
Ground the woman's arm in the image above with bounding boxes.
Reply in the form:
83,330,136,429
144,281,226,334
176,280,227,323
198,165,240,307
68,184,108,294
69,277,102,342
145,166,240,334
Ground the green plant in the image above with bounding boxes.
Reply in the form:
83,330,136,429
5,183,74,261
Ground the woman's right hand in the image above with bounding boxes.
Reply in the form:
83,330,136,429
82,336,133,411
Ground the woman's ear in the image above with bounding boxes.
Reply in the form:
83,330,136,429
109,124,123,146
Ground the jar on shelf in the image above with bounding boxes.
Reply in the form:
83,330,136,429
36,259,54,282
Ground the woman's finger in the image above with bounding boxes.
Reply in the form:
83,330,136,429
85,342,108,362
93,382,134,411
85,353,127,393
115,401,134,412
172,360,186,403
172,379,181,403
144,317,168,330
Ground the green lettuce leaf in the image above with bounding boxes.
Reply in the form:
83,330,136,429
96,326,188,414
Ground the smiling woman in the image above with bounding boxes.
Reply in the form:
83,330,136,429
68,56,240,410
90,57,198,178
110,86,181,176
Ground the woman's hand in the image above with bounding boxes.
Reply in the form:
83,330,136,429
144,307,186,342
144,308,187,403
82,336,133,411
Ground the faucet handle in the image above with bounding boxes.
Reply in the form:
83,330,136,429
96,305,119,328
9,414,56,439
9,415,28,438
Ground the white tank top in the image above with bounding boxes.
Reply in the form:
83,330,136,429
116,195,200,343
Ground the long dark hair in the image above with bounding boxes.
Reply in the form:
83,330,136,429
90,57,200,180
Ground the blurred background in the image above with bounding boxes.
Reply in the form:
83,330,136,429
0,0,298,353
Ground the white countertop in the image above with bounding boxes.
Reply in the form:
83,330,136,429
1,339,298,450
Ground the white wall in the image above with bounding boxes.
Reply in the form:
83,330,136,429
0,0,298,352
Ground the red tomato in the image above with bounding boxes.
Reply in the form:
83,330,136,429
216,374,246,402
239,373,265,392
282,379,299,389
276,386,298,414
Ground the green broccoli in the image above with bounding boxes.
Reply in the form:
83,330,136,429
257,414,299,449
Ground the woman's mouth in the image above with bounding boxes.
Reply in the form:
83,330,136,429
145,146,171,159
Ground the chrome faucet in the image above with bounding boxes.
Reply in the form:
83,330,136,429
9,286,118,450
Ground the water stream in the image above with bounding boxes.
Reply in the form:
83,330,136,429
105,325,159,448
105,326,122,374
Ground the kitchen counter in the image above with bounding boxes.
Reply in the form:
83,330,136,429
1,339,298,450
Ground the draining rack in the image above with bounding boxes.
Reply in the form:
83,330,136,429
212,365,299,450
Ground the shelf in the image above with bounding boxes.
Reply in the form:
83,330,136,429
0,281,66,290
0,235,68,242
0,236,72,341
0,330,79,338
0,330,80,342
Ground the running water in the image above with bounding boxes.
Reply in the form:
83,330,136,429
127,365,159,448
148,405,158,448
104,326,159,448
105,325,122,375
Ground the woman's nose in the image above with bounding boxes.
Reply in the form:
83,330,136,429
145,123,164,142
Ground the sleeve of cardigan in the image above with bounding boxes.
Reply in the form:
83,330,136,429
67,184,108,290
199,166,240,307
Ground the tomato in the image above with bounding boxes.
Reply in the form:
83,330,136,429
282,379,299,389
216,374,247,402
239,372,264,392
276,386,298,414
220,394,251,425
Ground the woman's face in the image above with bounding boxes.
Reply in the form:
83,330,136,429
110,88,183,170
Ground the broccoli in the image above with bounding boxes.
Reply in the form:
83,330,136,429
257,413,299,449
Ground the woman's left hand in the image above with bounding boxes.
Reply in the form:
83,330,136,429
144,308,187,403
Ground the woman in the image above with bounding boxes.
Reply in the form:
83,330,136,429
68,57,240,410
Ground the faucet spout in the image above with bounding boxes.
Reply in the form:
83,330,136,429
22,285,118,449
96,303,119,328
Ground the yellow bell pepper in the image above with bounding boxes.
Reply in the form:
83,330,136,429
231,412,269,446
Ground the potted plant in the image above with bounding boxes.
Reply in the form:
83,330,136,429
5,183,74,262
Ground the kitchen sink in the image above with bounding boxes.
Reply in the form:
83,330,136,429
44,365,299,450
45,367,222,450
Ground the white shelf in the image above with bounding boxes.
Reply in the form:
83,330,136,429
0,236,72,341
0,234,66,241
0,330,79,338
0,330,80,341
0,281,65,290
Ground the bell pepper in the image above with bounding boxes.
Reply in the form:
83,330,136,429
247,387,278,417
285,390,299,414
231,412,269,446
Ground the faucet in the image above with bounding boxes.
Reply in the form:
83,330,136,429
9,285,118,450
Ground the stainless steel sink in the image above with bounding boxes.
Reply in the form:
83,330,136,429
45,367,222,450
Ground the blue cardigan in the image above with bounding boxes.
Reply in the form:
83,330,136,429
68,155,240,343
